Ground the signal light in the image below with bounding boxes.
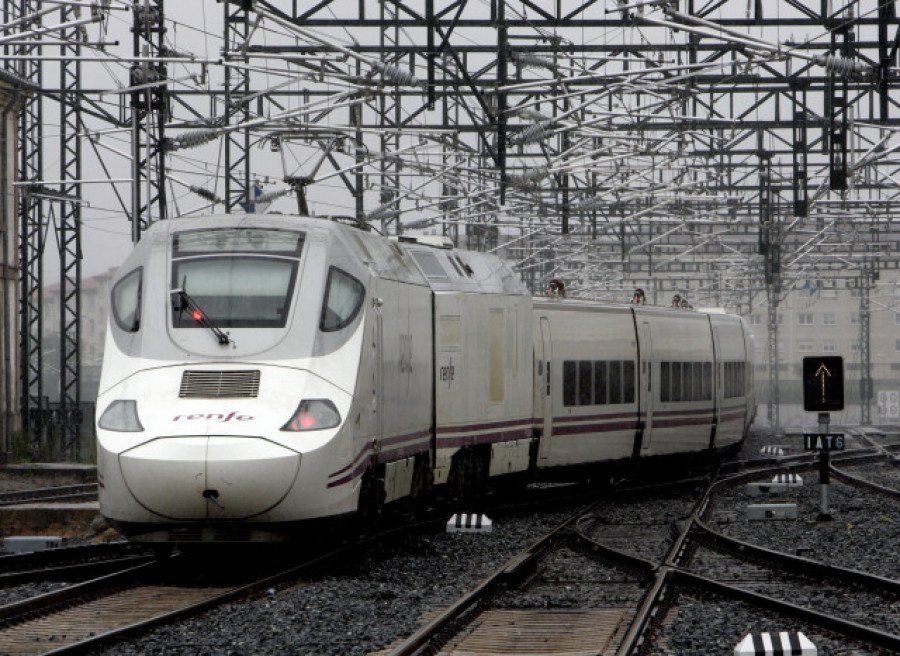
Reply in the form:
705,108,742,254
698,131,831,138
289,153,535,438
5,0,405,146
192,310,203,322
293,410,316,430
281,399,341,432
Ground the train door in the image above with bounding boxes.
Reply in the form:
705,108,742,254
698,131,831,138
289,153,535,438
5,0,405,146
636,318,654,452
537,317,553,458
709,320,722,450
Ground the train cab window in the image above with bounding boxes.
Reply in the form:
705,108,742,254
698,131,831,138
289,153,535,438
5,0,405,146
171,229,303,329
112,268,142,332
320,267,365,332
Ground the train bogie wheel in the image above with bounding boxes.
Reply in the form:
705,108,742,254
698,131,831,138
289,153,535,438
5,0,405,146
409,455,433,516
357,468,385,531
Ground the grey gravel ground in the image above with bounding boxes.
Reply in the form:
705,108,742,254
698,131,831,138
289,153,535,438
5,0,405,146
92,506,579,656
713,428,900,579
3,426,897,655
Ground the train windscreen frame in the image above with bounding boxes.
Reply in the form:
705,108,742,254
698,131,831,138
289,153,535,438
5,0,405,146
171,228,304,329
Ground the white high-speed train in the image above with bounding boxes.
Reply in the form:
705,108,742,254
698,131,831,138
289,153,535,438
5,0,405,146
96,214,755,543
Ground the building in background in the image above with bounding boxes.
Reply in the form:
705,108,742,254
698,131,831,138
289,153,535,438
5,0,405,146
42,267,116,405
0,71,34,459
749,275,900,427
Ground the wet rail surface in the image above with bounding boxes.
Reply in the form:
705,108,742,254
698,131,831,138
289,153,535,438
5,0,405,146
0,485,98,507
0,428,897,654
379,435,900,655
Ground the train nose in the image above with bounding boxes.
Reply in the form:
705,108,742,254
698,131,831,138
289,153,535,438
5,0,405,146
119,437,300,520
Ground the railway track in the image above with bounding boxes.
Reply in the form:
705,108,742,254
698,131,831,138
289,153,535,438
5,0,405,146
619,461,900,655
378,448,900,656
0,429,895,654
0,485,97,507
0,543,355,655
0,542,154,599
0,480,615,656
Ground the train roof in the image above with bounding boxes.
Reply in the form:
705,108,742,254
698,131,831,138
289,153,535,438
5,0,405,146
395,237,529,295
532,296,747,322
132,215,528,295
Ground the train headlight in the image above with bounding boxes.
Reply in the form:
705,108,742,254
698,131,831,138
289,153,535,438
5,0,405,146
98,400,144,432
280,399,341,432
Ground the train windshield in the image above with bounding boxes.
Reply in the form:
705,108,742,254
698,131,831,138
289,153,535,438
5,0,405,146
171,229,304,329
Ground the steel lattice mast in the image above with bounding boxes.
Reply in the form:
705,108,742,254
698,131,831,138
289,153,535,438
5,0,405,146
6,0,900,443
15,0,45,456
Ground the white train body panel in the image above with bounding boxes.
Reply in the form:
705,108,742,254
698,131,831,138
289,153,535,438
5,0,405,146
96,213,754,543
531,301,755,469
532,302,639,468
708,313,755,450
97,215,433,538
431,290,533,483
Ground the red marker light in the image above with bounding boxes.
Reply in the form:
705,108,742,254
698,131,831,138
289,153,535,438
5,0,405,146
298,411,316,429
192,310,203,322
280,399,341,432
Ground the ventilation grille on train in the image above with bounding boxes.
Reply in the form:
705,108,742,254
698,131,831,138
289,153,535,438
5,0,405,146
179,370,261,398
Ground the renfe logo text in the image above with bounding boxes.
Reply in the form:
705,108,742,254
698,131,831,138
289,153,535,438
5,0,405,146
173,412,253,422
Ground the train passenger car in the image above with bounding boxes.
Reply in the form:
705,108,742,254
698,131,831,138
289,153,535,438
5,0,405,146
532,300,755,475
96,213,755,544
96,214,435,541
400,239,533,498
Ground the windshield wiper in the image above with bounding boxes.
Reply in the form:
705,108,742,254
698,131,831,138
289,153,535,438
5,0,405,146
170,288,231,346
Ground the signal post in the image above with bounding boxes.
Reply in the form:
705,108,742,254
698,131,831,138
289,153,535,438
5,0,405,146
801,356,845,521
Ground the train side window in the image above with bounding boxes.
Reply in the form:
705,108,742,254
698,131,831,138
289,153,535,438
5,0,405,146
702,362,712,400
446,255,464,277
724,362,744,398
112,267,142,332
578,361,593,406
690,362,699,401
660,362,670,402
609,361,622,404
320,267,365,332
455,256,474,277
622,361,635,403
671,362,683,402
594,361,607,405
563,361,577,406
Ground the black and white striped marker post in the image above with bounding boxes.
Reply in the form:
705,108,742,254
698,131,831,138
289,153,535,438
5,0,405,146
734,631,816,655
446,513,493,533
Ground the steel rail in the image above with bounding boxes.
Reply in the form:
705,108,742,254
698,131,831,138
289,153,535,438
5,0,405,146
0,484,97,507
0,542,146,575
830,464,900,499
670,569,900,652
0,560,157,625
386,500,604,656
576,456,900,656
606,472,718,656
0,554,154,587
691,518,900,597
